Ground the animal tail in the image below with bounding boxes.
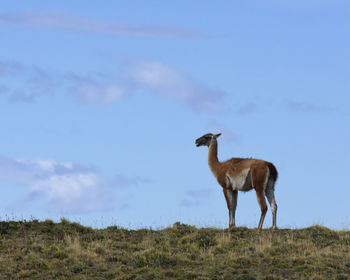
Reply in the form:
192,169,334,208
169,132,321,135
267,162,278,182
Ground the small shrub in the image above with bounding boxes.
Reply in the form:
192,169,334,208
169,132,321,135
44,245,68,259
172,222,197,235
0,222,10,234
336,275,348,280
234,274,258,280
71,264,83,273
177,230,216,249
195,230,217,249
305,225,339,247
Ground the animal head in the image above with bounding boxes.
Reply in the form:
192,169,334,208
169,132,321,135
195,133,222,147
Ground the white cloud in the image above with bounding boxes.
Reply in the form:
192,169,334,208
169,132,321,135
31,173,99,200
15,158,73,172
0,10,201,39
65,72,126,104
0,155,151,214
128,61,226,112
0,156,107,213
104,85,125,103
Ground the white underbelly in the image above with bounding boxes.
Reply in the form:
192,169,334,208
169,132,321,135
227,169,253,191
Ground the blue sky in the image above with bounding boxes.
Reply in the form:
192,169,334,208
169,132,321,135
0,0,349,229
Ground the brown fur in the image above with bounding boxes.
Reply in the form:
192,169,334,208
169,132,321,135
199,135,278,230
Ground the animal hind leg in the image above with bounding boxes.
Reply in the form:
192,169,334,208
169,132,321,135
265,182,278,230
256,190,268,230
252,166,269,230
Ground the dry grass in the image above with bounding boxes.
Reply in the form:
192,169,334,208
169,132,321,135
0,219,349,279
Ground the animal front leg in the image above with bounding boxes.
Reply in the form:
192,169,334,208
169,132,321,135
223,188,237,228
229,190,238,227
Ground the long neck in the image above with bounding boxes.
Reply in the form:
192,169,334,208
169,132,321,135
208,138,221,177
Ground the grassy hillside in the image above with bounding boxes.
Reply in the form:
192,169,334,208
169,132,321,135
0,219,349,280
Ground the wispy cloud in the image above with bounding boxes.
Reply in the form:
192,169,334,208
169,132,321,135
0,10,201,39
206,120,241,144
112,174,152,189
180,188,212,207
0,58,226,112
0,59,22,75
0,155,149,214
236,102,257,115
28,66,57,94
68,60,226,112
0,59,56,103
0,85,9,97
286,99,335,113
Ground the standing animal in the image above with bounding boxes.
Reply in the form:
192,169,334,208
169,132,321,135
195,133,278,230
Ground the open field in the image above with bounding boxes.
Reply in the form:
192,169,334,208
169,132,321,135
0,219,349,280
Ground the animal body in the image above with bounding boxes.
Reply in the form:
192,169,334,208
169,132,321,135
195,133,278,230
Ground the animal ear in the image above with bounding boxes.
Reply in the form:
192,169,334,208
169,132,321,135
214,133,222,138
